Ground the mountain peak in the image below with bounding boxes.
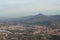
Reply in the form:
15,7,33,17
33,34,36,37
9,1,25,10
35,13,44,16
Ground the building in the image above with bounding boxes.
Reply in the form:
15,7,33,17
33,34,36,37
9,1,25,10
0,30,12,40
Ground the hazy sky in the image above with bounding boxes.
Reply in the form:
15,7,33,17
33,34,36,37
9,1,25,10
0,0,60,17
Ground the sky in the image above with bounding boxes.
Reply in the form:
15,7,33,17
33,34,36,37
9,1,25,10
0,0,60,17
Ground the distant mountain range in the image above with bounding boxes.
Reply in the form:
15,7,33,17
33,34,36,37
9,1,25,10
19,13,60,23
0,13,60,28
